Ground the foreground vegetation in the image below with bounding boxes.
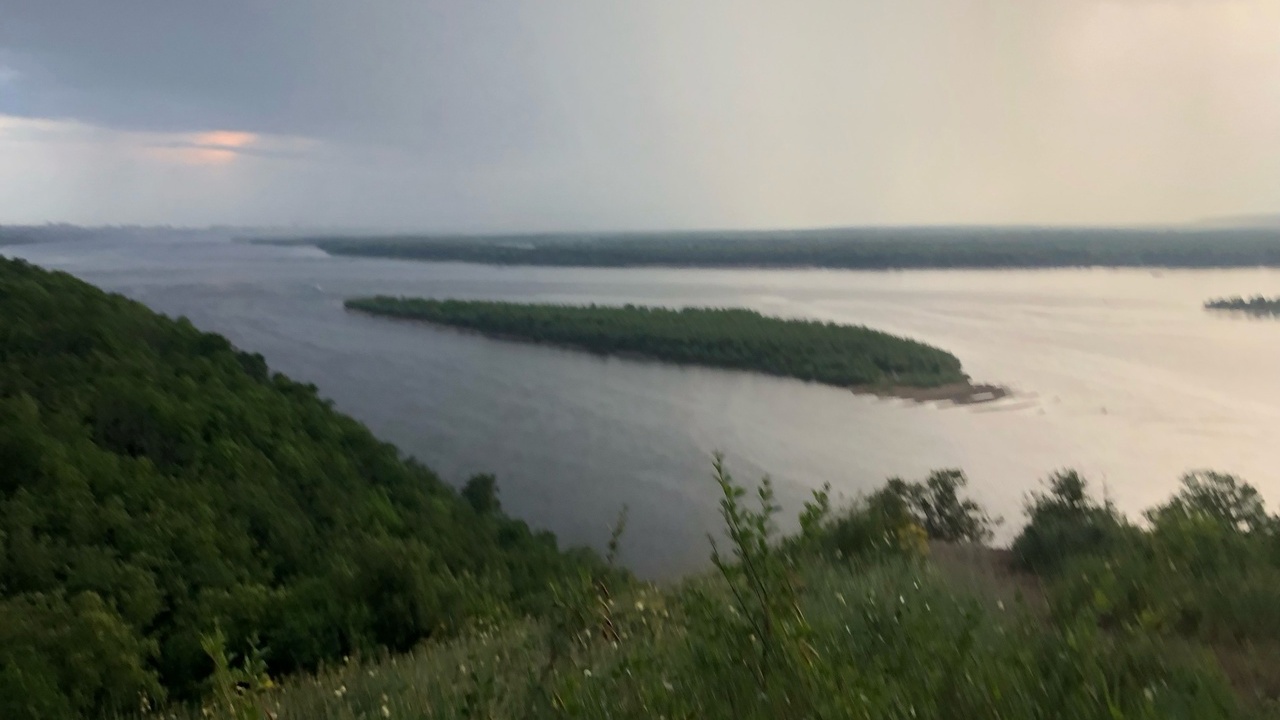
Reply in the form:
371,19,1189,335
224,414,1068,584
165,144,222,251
173,462,1280,719
0,258,609,718
8,255,1280,718
344,297,968,390
1205,296,1280,316
274,227,1280,269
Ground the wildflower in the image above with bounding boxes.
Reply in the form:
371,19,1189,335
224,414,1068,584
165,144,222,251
635,600,646,612
381,705,391,718
584,668,593,678
663,679,674,692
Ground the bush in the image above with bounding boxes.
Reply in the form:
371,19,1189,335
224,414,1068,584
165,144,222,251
1147,471,1271,535
1034,471,1280,649
804,469,993,563
1012,470,1133,574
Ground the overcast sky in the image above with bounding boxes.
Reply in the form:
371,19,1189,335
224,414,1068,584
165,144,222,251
0,1,1277,230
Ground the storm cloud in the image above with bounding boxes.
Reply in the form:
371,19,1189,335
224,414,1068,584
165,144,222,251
1,1,1277,229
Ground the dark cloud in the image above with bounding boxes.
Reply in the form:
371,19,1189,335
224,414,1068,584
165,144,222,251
0,2,600,163
0,1,1276,228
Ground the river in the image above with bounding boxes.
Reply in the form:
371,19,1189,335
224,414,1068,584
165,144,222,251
6,233,1280,577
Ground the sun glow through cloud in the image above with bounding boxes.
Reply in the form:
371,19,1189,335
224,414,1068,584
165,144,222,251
193,130,256,148
151,130,259,165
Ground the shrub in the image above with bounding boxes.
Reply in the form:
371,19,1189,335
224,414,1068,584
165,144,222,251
1012,470,1132,574
1147,471,1271,535
804,469,993,563
1038,471,1280,649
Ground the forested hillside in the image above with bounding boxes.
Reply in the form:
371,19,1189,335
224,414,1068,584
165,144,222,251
344,298,969,391
0,258,606,718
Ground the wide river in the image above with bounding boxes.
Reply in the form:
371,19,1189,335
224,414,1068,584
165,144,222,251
7,234,1280,577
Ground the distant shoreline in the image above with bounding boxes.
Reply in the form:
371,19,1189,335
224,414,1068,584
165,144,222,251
253,227,1280,271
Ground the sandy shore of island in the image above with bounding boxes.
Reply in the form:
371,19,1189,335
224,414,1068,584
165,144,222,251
858,382,1011,406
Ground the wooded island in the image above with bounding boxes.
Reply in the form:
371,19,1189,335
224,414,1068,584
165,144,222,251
344,297,990,400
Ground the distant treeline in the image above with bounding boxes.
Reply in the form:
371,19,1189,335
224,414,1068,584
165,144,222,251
1205,295,1280,316
268,227,1280,269
0,225,211,246
344,297,967,389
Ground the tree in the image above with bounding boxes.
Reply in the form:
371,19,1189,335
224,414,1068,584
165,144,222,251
463,474,501,515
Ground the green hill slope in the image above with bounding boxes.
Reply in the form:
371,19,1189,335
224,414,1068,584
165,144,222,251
0,258,605,718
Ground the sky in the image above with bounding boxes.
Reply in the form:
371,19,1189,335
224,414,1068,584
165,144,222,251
0,1,1277,231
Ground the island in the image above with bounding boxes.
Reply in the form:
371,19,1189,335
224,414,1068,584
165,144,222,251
344,296,1005,403
1205,295,1280,316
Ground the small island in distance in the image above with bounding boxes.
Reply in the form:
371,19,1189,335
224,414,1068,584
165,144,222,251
344,297,1006,404
1205,295,1280,316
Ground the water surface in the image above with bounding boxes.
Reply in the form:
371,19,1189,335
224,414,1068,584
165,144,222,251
7,235,1280,577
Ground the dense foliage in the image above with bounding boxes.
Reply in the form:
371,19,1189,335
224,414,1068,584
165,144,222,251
273,227,1280,269
345,298,967,389
1015,470,1280,653
1206,296,1280,316
0,258,607,718
179,461,1267,720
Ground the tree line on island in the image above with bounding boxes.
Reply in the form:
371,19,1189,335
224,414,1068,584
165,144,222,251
343,297,968,391
1205,295,1280,316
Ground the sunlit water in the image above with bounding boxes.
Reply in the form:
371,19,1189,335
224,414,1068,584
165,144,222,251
7,235,1280,577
